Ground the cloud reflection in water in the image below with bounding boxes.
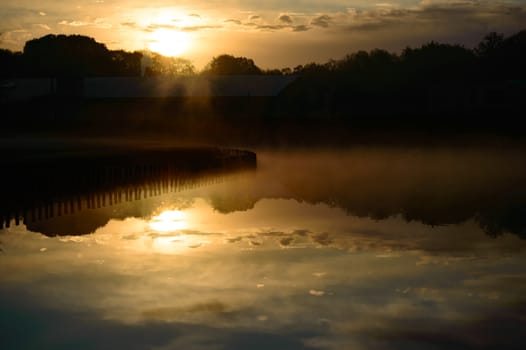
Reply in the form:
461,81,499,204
1,148,526,349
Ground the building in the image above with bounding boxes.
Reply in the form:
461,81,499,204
1,75,297,100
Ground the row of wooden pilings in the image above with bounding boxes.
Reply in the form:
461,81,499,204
0,148,257,230
0,169,240,229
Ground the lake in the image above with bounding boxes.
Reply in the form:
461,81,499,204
1,145,525,349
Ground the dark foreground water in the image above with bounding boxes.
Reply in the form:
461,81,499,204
1,147,526,349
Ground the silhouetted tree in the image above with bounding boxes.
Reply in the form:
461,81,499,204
475,32,505,57
501,30,526,79
401,42,474,81
0,49,22,78
264,68,282,75
471,30,526,83
202,54,262,75
110,50,143,76
477,204,526,240
330,49,400,91
23,34,115,77
142,52,195,76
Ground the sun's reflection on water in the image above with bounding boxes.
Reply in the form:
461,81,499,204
146,209,209,253
149,210,188,233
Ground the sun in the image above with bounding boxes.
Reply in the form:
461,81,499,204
148,29,190,57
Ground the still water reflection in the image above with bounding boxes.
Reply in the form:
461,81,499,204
1,147,526,349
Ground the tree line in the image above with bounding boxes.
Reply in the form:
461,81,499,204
1,30,524,80
1,31,524,117
278,30,526,118
0,34,260,78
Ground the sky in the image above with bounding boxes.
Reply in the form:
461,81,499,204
1,0,525,69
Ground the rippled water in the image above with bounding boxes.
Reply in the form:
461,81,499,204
1,147,525,349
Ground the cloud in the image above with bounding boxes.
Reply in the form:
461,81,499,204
181,25,222,31
145,23,221,33
56,17,112,29
188,13,201,18
248,22,312,32
34,24,51,30
93,18,112,29
141,300,231,322
309,289,325,297
224,19,242,25
375,2,398,8
256,24,287,31
293,229,310,236
339,0,526,35
278,14,293,24
311,232,332,246
293,25,310,32
280,237,294,246
249,15,261,20
260,231,287,237
226,236,243,243
331,302,526,350
311,15,331,28
39,12,46,16
58,20,89,27
121,21,138,28
147,23,177,30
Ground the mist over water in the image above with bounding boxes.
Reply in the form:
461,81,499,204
1,145,525,349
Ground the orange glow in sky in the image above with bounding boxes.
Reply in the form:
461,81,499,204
0,1,525,69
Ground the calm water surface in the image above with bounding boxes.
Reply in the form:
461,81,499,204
1,147,526,349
